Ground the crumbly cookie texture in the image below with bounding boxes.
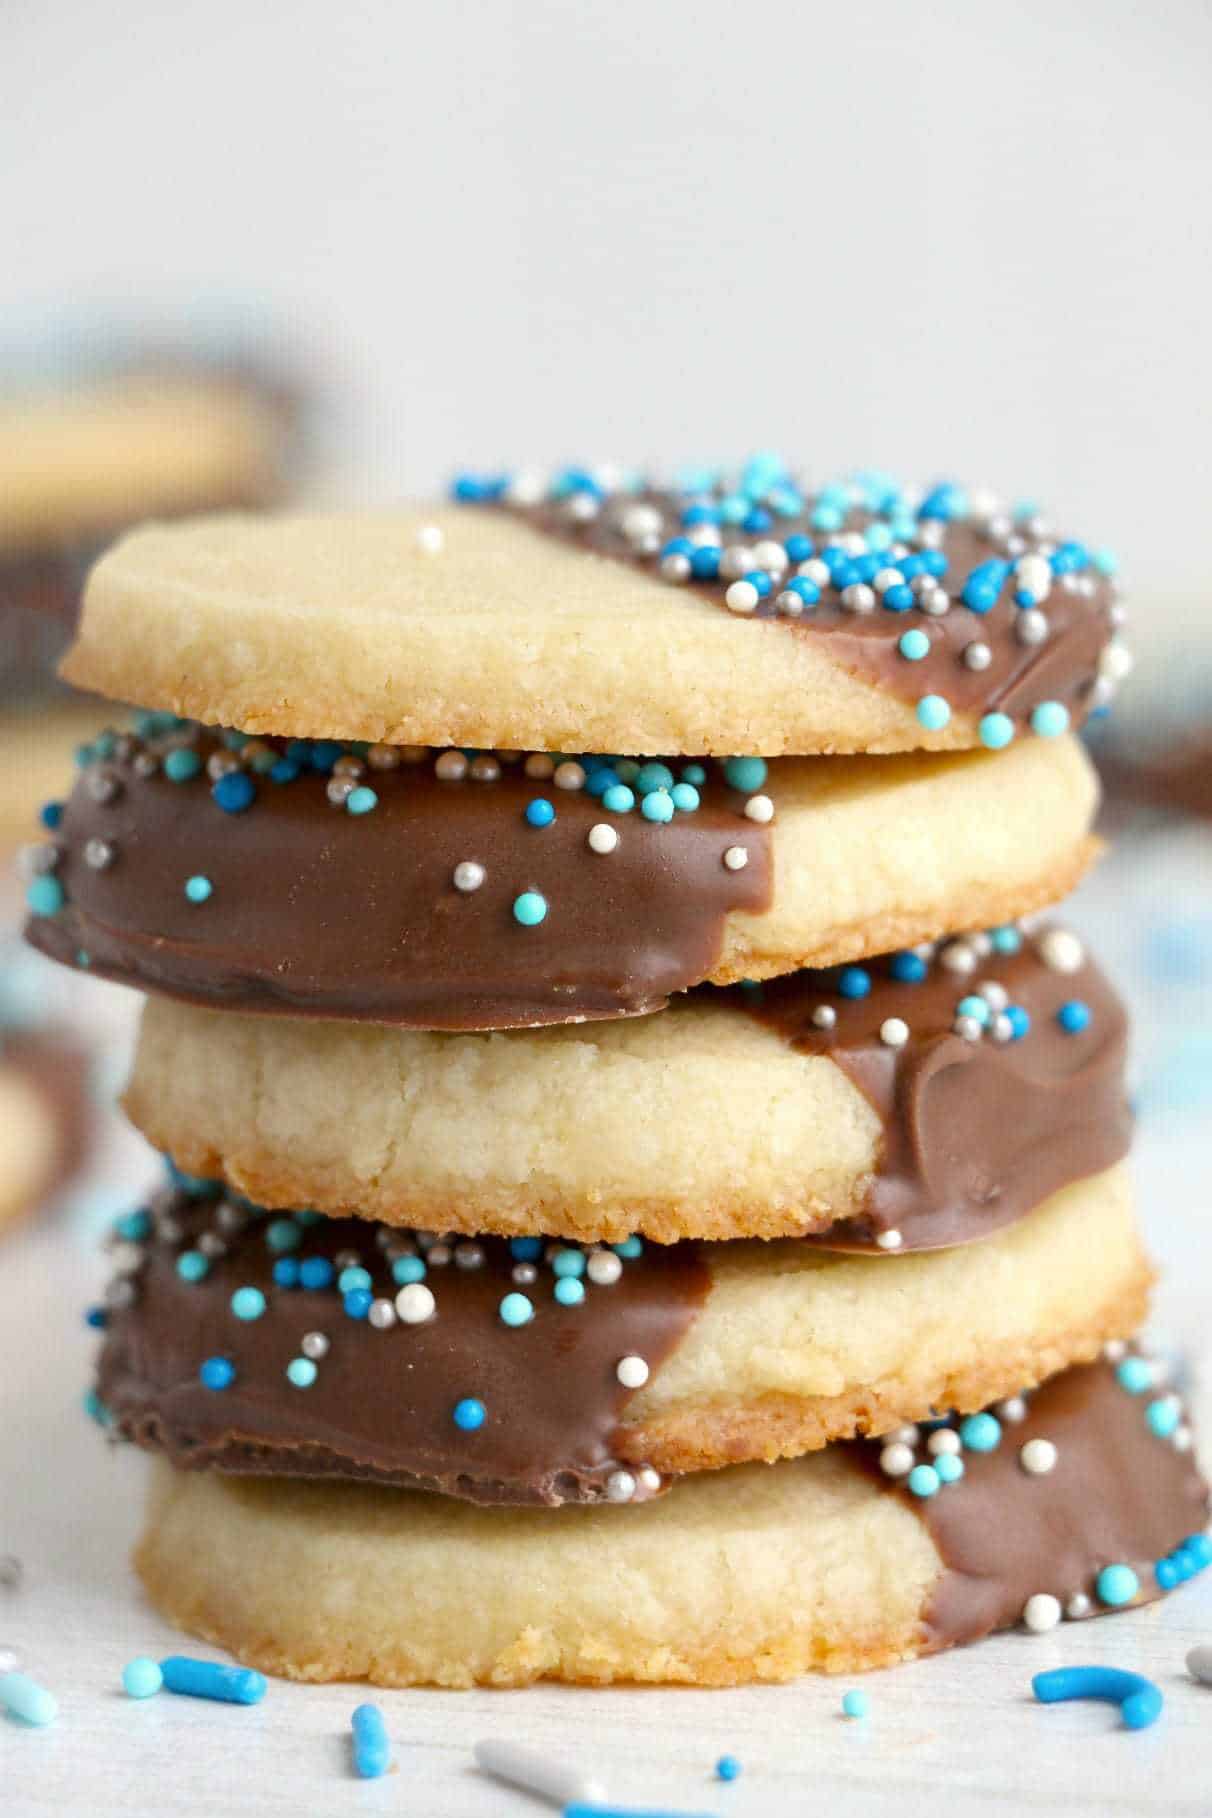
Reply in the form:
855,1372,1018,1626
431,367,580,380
62,501,1113,756
135,1450,939,1686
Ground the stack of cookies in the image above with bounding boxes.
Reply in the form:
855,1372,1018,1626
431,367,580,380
27,463,1209,1686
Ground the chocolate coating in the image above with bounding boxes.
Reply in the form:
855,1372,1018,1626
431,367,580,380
855,1356,1209,1649
732,928,1131,1252
496,488,1117,734
96,1187,708,1507
26,728,772,1030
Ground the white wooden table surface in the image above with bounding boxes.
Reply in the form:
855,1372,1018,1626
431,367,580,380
2,825,1211,1818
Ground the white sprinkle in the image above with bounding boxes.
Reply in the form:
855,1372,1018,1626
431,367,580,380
1016,608,1049,646
876,1229,904,1251
524,753,555,780
435,750,468,782
415,524,444,555
586,1250,623,1286
110,1242,144,1276
800,558,831,587
873,567,904,594
1101,640,1134,682
1023,1593,1062,1634
606,1470,637,1504
636,1466,662,1494
1175,1426,1194,1453
660,552,691,582
1187,1645,1212,1686
368,1298,397,1330
954,1015,984,1043
996,1396,1028,1424
469,755,501,782
744,793,774,824
616,1355,650,1390
587,823,619,855
566,491,599,523
474,1739,607,1811
395,1283,436,1324
1066,1592,1092,1619
920,588,951,617
977,981,1009,1012
939,940,977,975
1103,1338,1127,1362
811,1004,837,1030
776,590,805,616
1015,553,1052,600
719,545,753,580
841,583,876,613
752,539,789,574
1038,928,1085,974
725,580,760,615
880,1017,910,1048
301,1331,329,1361
880,1441,915,1478
889,1425,919,1446
506,471,546,506
1020,1438,1058,1476
554,760,587,792
453,860,486,893
723,845,749,871
963,641,992,671
928,1429,962,1457
620,503,663,543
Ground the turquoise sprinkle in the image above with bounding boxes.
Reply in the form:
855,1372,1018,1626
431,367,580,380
841,1690,870,1719
614,759,640,783
122,1657,163,1699
916,695,951,731
716,1755,742,1781
838,967,871,1000
26,876,64,916
164,748,201,783
453,1397,486,1431
956,994,991,1026
990,925,1022,953
391,1255,427,1285
612,1236,643,1259
265,1218,302,1254
338,1265,372,1294
724,756,767,792
602,784,636,814
1116,1356,1153,1395
114,1209,152,1242
176,1250,210,1282
551,1248,587,1279
681,763,706,786
636,762,675,794
907,1463,941,1498
640,791,674,823
231,1286,267,1321
346,786,378,815
898,629,931,661
979,712,1015,750
670,783,700,811
287,1357,318,1388
1147,1397,1180,1438
513,892,548,926
554,1277,585,1306
959,1412,1002,1452
184,875,213,904
84,1389,112,1427
1057,1000,1091,1034
1096,1563,1140,1608
935,1452,965,1484
499,1292,534,1327
1031,701,1070,738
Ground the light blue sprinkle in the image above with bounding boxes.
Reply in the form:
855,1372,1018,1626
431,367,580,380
1146,1397,1180,1439
1093,547,1119,576
338,1265,372,1294
392,1255,427,1285
671,783,700,812
681,763,706,786
841,1689,870,1719
551,1248,587,1279
554,1277,586,1306
351,1703,392,1779
176,1251,210,1283
908,1463,941,1498
231,1286,267,1321
346,786,378,816
612,1236,643,1259
724,756,767,792
1096,1563,1140,1608
898,629,931,661
286,1357,318,1388
636,763,675,794
935,1452,965,1484
990,925,1022,953
1116,1356,1153,1395
513,892,548,926
164,748,201,783
602,784,635,815
1031,701,1070,738
959,1412,1002,1453
956,994,991,1026
916,695,951,731
641,791,674,823
716,1754,742,1780
184,875,213,904
1005,1005,1031,1039
26,876,64,916
979,712,1015,750
499,1292,534,1327
159,1657,266,1704
122,1657,164,1699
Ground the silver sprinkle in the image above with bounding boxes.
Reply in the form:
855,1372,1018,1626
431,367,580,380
454,1243,485,1270
426,1243,452,1267
215,1200,248,1234
368,1298,397,1330
84,837,116,870
206,751,240,780
301,1331,330,1361
841,583,876,613
334,1249,362,1269
512,1263,538,1286
963,642,992,672
86,769,120,804
811,1004,837,1030
197,1232,227,1259
105,1278,137,1309
132,753,159,778
332,755,364,778
326,776,356,806
1016,609,1049,646
954,1014,984,1043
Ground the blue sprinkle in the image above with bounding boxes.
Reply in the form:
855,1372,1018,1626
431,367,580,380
898,629,931,661
636,763,675,794
84,1388,112,1427
959,1412,1002,1452
935,1452,965,1484
716,1755,742,1781
551,1248,587,1279
338,1265,372,1294
272,1258,300,1288
742,569,773,598
689,546,721,580
585,768,618,797
1031,701,1070,739
979,712,1015,750
513,892,548,926
122,1657,164,1699
199,1357,236,1391
918,482,966,522
287,1356,318,1387
176,1251,210,1283
1057,999,1091,1034
40,801,64,830
352,1703,392,1779
265,1218,302,1254
391,1255,427,1285
661,536,694,560
882,585,915,612
525,798,556,827
916,695,951,731
211,771,256,814
231,1286,267,1321
499,1292,534,1327
612,1236,643,1259
184,875,213,904
510,1237,543,1261
164,748,201,783
1147,1398,1180,1439
453,1397,486,1431
990,925,1022,954
26,876,64,916
890,952,927,983
602,784,635,814
837,967,871,1000
1116,1356,1153,1395
299,1256,335,1291
742,508,773,534
785,534,814,563
346,786,378,816
841,1689,870,1718
908,1464,941,1498
784,575,821,607
1155,1557,1180,1591
554,1277,586,1306
114,1209,152,1242
681,764,706,786
640,791,674,823
269,759,300,784
160,1656,267,1705
343,1288,373,1320
1096,1564,1140,1608
1033,1665,1161,1731
309,740,344,773
723,756,767,793
681,502,718,527
85,1305,108,1329
1005,1005,1031,1039
957,994,991,1026
670,783,700,812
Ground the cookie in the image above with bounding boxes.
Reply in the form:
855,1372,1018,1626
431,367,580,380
0,1030,88,1233
126,925,1130,1248
25,719,1099,1029
132,1353,1207,1686
94,1164,1146,1497
60,471,1125,757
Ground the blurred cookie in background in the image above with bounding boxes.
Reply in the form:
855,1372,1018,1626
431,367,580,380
0,1022,90,1235
1086,597,1210,828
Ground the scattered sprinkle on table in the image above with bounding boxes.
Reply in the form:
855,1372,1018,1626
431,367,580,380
159,1656,267,1704
0,1670,58,1726
1186,1645,1212,1685
122,1657,164,1698
715,1753,742,1780
351,1702,392,1778
474,1737,608,1808
841,1689,870,1718
1032,1665,1162,1731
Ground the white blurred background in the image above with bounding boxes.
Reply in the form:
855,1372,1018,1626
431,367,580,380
1,0,1209,606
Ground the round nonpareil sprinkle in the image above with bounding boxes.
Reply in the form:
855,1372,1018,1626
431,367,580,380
122,1657,164,1698
513,891,548,925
